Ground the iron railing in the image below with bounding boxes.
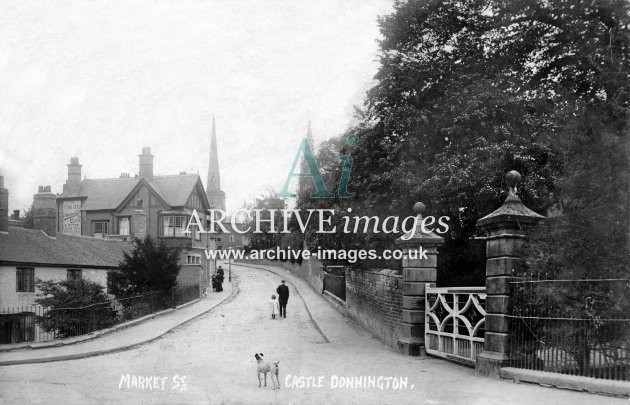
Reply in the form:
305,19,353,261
323,268,346,301
509,278,630,381
0,284,200,345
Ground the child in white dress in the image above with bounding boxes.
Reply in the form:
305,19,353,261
269,294,280,319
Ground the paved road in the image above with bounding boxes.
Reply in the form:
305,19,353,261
0,265,623,404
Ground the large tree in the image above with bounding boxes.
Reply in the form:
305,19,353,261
292,0,629,286
107,235,181,297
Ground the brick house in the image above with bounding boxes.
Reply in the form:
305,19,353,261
55,148,215,291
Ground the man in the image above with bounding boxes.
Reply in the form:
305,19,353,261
276,280,289,318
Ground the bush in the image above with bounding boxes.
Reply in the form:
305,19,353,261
35,278,117,338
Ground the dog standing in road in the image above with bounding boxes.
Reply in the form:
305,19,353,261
254,353,280,389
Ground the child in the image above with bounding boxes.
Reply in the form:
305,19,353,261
269,294,280,319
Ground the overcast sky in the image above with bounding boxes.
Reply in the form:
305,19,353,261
0,0,392,213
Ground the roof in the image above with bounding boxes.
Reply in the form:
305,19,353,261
150,175,200,207
477,191,545,230
72,177,139,210
0,227,131,268
58,174,202,211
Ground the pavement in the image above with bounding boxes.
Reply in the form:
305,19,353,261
0,281,233,365
0,262,626,404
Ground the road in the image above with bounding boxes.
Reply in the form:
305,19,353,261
0,264,623,404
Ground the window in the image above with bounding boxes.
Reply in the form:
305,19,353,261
16,267,34,292
162,216,188,237
118,217,130,235
93,221,109,238
186,254,201,265
67,269,82,281
229,235,235,243
175,217,186,237
163,216,174,236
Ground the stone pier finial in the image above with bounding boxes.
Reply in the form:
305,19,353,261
412,201,426,216
477,170,544,232
397,202,443,246
505,170,522,195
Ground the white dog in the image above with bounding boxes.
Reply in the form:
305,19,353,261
254,353,280,389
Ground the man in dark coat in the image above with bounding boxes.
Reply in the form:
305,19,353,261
276,280,289,318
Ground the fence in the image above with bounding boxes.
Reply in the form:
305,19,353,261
509,278,630,381
323,266,346,301
425,285,487,365
0,284,200,345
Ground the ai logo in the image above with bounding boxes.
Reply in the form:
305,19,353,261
276,134,358,199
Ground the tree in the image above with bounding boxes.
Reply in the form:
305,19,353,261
107,235,181,297
35,278,117,338
246,191,287,252
20,204,34,229
290,0,629,286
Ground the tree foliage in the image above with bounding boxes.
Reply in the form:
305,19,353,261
20,204,34,229
35,278,117,338
246,191,288,251
286,0,629,286
107,235,181,297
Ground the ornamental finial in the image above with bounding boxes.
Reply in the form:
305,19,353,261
505,170,522,195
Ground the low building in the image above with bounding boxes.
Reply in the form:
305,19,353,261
0,175,131,343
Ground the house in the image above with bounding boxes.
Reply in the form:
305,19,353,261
0,175,131,343
55,147,214,290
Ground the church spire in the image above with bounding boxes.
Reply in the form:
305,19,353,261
306,119,315,152
206,114,226,211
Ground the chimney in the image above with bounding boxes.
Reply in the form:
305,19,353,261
33,185,57,236
12,210,20,220
63,157,82,195
0,176,8,233
139,147,154,180
119,172,130,178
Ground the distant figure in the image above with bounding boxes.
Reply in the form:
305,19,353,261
276,280,289,318
269,294,280,319
214,266,224,292
212,274,223,292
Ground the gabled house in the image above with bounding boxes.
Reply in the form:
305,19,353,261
56,148,214,290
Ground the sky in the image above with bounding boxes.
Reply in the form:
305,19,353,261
0,0,393,214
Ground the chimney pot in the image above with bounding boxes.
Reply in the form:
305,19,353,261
138,147,154,179
0,175,9,233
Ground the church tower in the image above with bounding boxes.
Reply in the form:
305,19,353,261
206,115,226,211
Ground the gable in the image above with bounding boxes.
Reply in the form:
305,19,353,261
185,179,212,211
150,175,204,208
118,181,170,211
